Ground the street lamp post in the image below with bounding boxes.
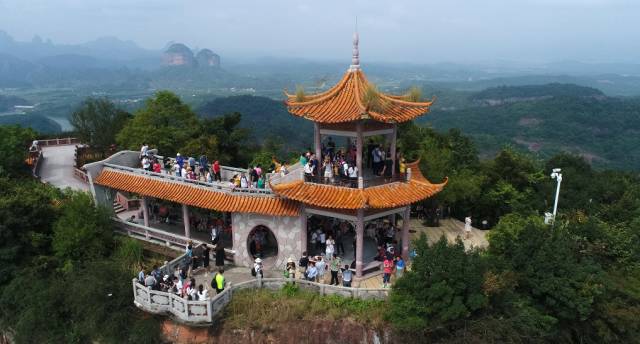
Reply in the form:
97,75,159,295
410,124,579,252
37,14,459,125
550,168,563,224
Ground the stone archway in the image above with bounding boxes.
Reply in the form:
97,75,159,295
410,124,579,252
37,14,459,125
247,225,278,264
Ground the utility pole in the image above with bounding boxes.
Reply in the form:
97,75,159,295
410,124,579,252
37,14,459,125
550,168,563,224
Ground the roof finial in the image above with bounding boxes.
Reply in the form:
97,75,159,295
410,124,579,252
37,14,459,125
349,17,360,72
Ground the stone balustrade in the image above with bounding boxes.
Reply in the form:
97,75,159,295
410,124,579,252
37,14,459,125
133,249,388,325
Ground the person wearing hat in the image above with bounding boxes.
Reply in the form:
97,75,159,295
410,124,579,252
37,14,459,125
160,274,171,292
253,257,263,278
284,257,296,280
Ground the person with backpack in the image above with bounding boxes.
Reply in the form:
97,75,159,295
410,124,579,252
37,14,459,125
298,251,309,278
212,269,225,294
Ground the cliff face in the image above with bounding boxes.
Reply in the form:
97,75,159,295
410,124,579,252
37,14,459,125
163,43,196,67
162,319,397,344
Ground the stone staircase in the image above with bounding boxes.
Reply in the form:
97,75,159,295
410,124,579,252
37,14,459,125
113,200,125,214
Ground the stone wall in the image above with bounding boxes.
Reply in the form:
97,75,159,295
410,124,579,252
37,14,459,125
231,212,304,269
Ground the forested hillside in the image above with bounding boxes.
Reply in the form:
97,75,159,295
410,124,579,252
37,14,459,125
198,95,313,152
420,84,640,170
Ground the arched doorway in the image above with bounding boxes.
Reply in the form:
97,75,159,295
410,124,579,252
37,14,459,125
247,225,278,260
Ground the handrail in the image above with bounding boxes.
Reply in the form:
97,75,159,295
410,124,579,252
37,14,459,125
102,163,274,196
132,274,388,324
113,218,236,259
36,137,80,146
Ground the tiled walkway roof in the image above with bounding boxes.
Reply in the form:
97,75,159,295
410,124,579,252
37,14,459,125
271,162,446,210
94,169,299,216
285,70,434,124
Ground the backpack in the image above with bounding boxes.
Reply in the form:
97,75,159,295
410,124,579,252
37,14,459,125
251,267,257,277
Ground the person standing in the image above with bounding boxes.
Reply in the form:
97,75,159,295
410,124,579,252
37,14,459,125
329,254,341,286
395,256,405,279
285,257,296,280
212,269,225,294
382,255,394,288
215,244,225,269
212,160,221,182
253,258,264,278
341,265,353,287
325,235,335,258
464,216,472,240
315,256,326,284
176,153,184,177
298,251,309,278
202,245,211,270
197,284,209,300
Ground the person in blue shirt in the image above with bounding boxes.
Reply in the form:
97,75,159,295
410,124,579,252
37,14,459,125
395,256,405,278
305,261,318,281
176,153,184,176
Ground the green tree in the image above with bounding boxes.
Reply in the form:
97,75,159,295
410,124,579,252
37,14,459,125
52,191,113,272
388,235,488,331
116,91,199,156
0,125,36,177
70,97,131,148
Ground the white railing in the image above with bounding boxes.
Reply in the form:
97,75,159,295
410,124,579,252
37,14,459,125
133,275,389,325
102,163,273,196
37,137,80,146
113,218,236,260
268,162,303,186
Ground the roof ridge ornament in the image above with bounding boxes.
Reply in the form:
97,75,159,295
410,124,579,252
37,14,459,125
348,27,360,72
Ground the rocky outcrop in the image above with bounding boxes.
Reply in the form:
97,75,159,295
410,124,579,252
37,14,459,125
163,43,196,67
163,44,221,68
196,49,220,68
162,319,396,344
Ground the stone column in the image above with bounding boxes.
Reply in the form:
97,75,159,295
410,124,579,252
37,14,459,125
141,197,149,227
402,206,411,259
182,204,191,238
356,121,363,189
314,122,322,181
390,124,397,178
355,208,364,277
300,210,308,254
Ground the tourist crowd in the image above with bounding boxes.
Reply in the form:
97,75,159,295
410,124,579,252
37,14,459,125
300,137,407,187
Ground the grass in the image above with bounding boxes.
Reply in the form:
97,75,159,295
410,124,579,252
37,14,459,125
295,85,306,102
222,284,387,330
363,83,387,113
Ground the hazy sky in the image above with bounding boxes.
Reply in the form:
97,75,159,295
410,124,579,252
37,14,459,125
0,0,638,63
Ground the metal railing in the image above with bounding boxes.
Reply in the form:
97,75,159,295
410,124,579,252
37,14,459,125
103,163,274,196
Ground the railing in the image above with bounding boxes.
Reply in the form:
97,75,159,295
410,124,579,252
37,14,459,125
103,163,274,196
304,173,407,189
113,218,236,261
154,154,249,184
133,275,388,325
268,162,303,186
73,167,89,183
37,137,80,146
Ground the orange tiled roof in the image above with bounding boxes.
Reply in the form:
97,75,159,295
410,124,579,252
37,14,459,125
284,70,434,124
94,169,299,216
271,163,447,210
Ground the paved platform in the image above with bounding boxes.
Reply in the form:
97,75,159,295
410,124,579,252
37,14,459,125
39,145,89,191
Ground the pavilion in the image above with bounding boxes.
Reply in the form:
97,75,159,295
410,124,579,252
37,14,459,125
83,32,446,278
